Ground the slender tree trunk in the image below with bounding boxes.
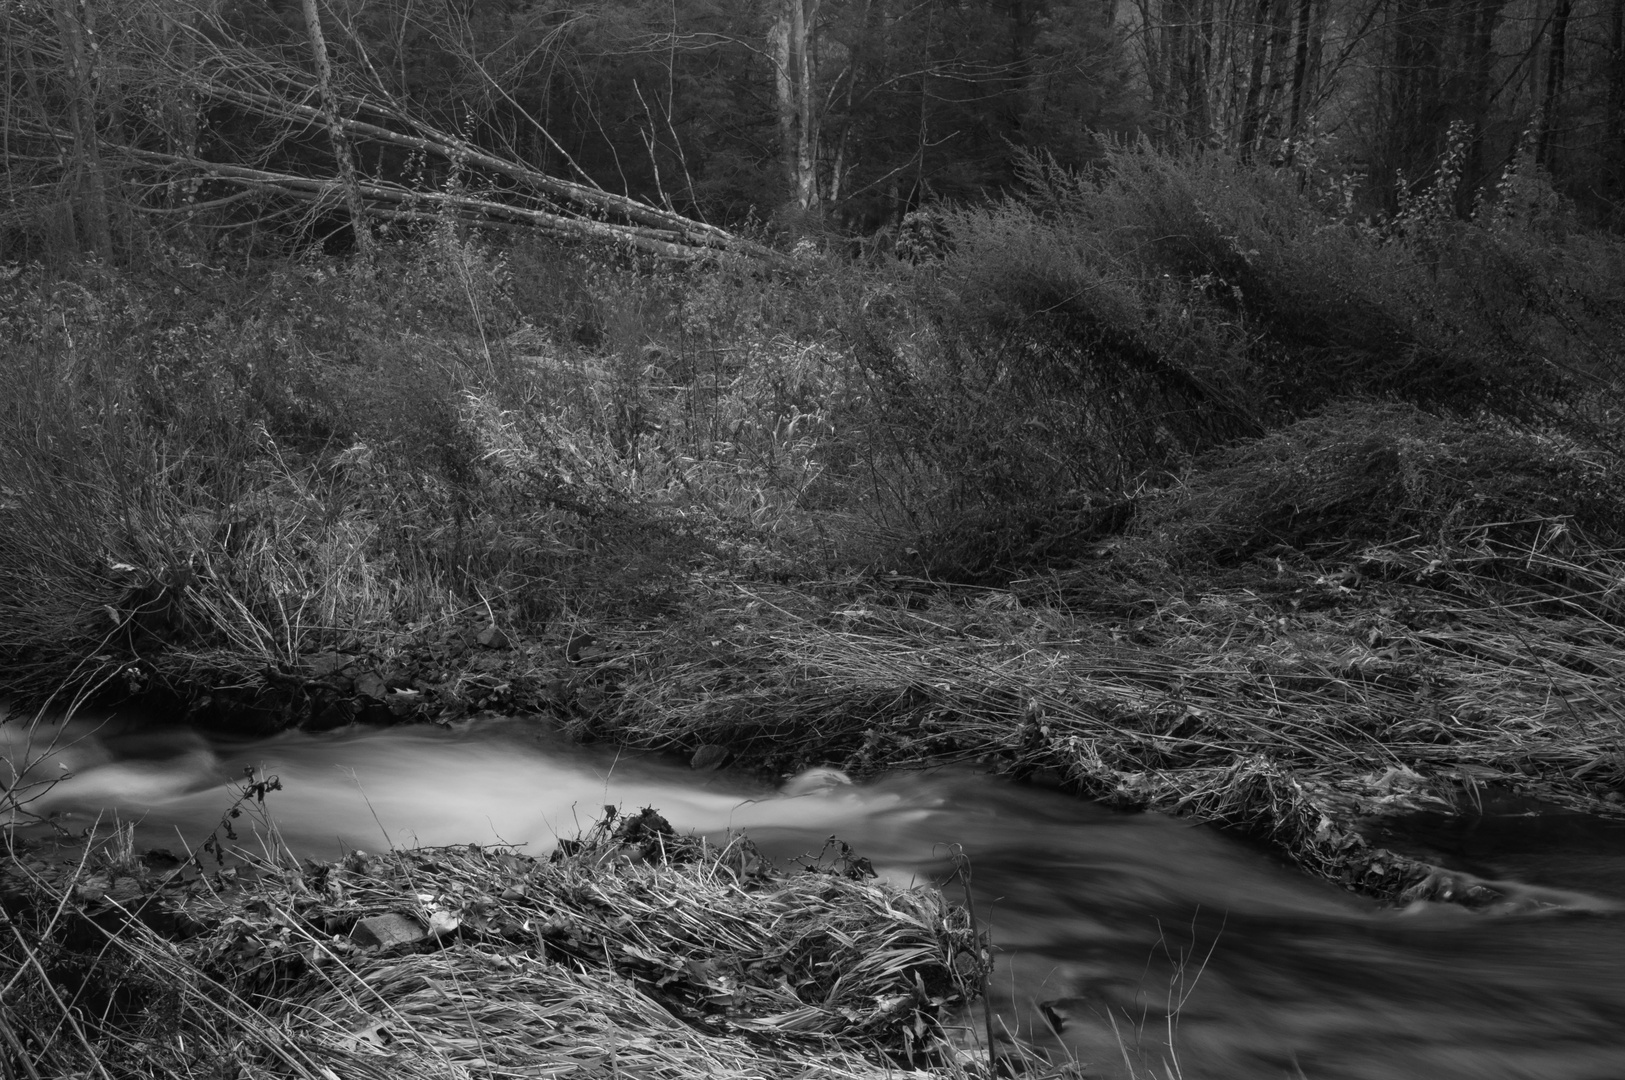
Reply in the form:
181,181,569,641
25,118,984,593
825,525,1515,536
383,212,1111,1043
1191,0,1216,139
1169,0,1210,143
1305,0,1326,107
1138,0,1168,134
1610,0,1625,139
914,1,933,205
1165,0,1188,137
53,0,113,258
828,0,874,209
1258,0,1294,146
1610,0,1624,192
1287,0,1315,137
1238,0,1273,156
2,1,11,186
1382,0,1447,202
301,0,373,260
1536,0,1572,170
797,0,820,209
1214,0,1240,135
770,2,794,197
770,0,820,212
1464,0,1499,203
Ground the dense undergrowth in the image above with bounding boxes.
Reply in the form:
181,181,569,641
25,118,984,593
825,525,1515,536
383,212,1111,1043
4,141,1625,904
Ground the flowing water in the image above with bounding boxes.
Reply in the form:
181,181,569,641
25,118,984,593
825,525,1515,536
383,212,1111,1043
7,711,1625,1080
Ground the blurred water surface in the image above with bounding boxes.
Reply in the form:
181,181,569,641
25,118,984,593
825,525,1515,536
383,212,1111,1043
8,712,1625,1080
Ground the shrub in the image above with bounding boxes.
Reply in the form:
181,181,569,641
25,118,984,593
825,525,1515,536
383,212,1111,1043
1125,401,1625,567
899,142,1623,487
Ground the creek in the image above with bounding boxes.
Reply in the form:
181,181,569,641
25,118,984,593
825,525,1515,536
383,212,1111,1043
7,712,1625,1080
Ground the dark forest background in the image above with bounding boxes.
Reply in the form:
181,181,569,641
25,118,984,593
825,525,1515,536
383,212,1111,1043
4,0,1625,259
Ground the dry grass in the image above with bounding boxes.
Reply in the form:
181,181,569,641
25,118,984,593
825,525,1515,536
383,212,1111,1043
3,176,1622,920
0,807,989,1079
0,249,863,720
579,405,1625,903
595,564,1621,891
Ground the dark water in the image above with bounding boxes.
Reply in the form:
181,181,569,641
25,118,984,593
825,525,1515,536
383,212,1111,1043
7,712,1625,1079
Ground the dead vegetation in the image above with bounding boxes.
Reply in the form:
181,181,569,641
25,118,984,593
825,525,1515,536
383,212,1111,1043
578,404,1625,902
3,137,1624,915
0,806,989,1080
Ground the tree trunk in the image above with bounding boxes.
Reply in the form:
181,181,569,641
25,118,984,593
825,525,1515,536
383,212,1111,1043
1610,0,1624,193
1610,0,1624,138
53,0,113,258
1464,0,1500,205
301,0,373,260
1166,0,1214,143
1305,0,1326,109
1190,0,1216,140
914,1,933,205
770,0,820,213
1138,0,1168,135
796,0,820,210
1214,0,1241,135
827,0,874,209
1536,0,1572,170
1170,0,1196,138
1287,0,1315,137
1381,0,1447,204
1258,0,1294,147
1238,0,1273,156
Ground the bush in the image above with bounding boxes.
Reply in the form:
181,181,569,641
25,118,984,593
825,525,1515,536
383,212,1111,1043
884,142,1624,500
1125,401,1625,567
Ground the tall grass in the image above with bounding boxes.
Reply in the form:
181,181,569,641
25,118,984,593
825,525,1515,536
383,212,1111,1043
2,139,1621,723
835,140,1625,576
0,226,885,714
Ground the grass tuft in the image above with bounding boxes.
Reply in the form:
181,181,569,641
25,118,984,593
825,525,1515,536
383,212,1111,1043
1,808,988,1079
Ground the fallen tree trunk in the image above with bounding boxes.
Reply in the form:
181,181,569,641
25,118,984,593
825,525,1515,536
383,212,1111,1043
184,76,764,255
19,111,769,260
3,4,771,262
146,16,770,260
115,146,725,259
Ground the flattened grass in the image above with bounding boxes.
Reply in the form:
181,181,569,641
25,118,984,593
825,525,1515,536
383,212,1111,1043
0,810,988,1079
588,405,1625,903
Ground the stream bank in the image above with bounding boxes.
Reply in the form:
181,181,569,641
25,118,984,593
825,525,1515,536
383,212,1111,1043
5,163,1624,916
1,802,988,1080
10,720,1625,1080
7,401,1625,913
